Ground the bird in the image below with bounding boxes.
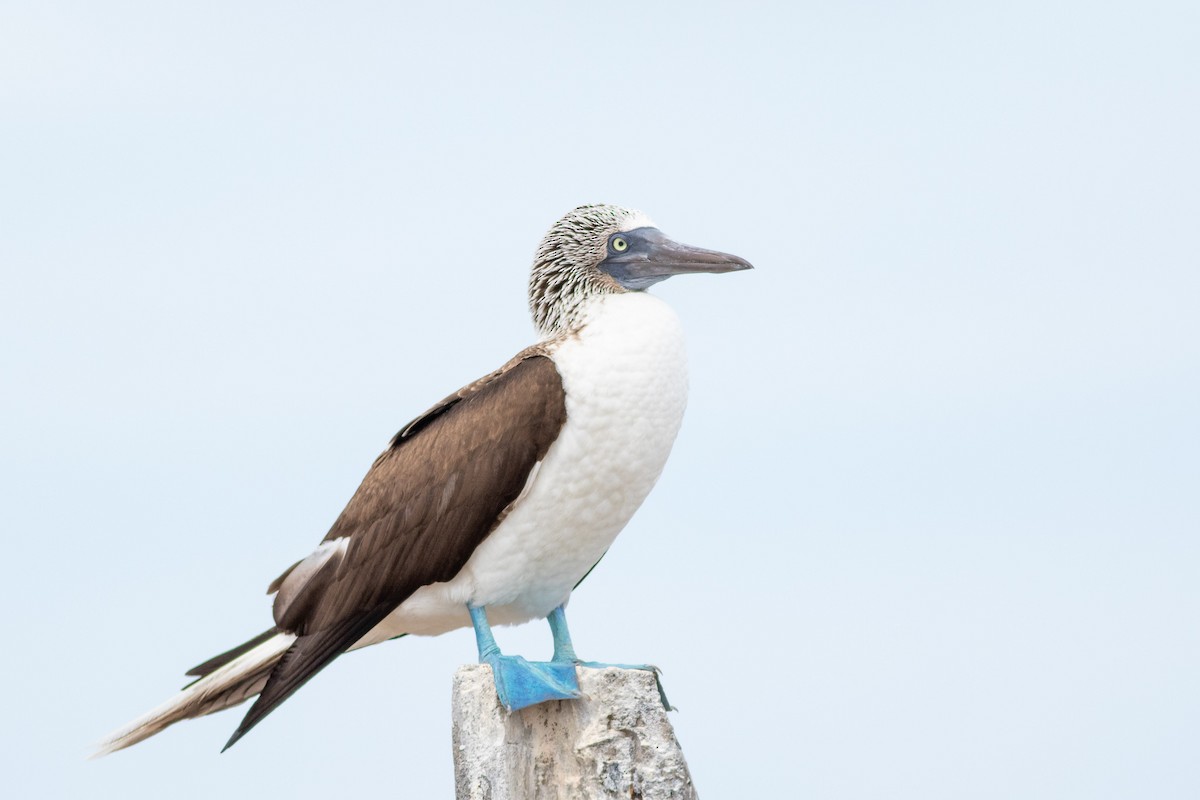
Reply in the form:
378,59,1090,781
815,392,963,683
95,203,752,756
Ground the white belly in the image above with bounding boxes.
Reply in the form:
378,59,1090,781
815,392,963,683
357,292,688,642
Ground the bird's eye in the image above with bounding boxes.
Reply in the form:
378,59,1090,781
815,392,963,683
611,236,628,252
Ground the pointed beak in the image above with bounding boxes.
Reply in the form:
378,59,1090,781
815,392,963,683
636,233,754,277
601,228,753,290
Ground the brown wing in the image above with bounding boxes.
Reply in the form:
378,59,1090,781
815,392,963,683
273,351,567,635
224,352,567,749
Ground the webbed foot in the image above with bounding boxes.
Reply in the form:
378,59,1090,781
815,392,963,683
483,653,582,711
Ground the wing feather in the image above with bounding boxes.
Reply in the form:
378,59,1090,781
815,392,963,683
225,353,567,746
272,352,566,635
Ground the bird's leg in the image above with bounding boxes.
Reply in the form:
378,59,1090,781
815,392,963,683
467,605,580,712
547,604,579,662
544,604,674,711
468,605,502,661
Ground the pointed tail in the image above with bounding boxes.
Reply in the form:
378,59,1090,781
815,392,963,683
92,630,296,757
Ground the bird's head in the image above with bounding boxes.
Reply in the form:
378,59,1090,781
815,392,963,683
529,204,752,336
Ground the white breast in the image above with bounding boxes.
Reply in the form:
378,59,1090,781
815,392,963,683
361,292,688,641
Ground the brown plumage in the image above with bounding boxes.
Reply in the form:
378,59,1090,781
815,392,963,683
226,352,567,748
97,352,567,755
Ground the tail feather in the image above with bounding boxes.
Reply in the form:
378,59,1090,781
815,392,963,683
222,605,393,751
92,632,296,757
185,627,280,681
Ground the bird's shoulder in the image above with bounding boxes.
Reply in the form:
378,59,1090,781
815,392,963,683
385,342,557,447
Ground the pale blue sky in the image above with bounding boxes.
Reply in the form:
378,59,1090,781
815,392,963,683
3,2,1198,797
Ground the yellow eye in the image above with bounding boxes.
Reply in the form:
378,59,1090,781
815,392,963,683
612,236,628,252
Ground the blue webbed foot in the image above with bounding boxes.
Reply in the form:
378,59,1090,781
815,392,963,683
469,604,674,712
469,605,581,712
547,605,675,711
483,653,582,711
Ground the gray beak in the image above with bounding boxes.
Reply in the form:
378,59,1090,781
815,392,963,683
600,227,753,290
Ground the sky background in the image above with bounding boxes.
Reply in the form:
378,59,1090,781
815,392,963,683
3,2,1198,797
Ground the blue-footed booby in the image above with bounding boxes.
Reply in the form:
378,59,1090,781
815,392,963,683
95,204,751,755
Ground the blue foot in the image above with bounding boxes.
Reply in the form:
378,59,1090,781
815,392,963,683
484,653,582,711
468,605,581,712
547,605,675,711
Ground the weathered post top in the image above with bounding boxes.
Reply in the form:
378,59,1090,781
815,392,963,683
452,665,698,799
